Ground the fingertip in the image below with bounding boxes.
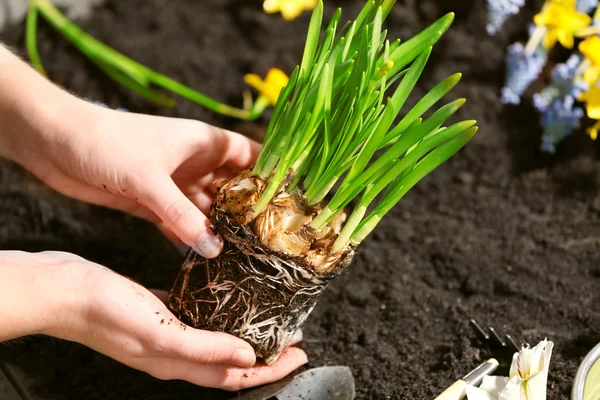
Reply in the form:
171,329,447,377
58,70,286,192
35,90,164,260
232,348,257,368
274,347,309,369
191,232,223,258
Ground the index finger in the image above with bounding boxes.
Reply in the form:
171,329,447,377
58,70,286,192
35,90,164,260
203,123,262,170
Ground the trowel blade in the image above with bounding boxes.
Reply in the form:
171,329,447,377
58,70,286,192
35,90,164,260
234,365,355,400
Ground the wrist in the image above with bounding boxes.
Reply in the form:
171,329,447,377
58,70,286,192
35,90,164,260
37,255,92,341
0,46,85,170
0,251,89,341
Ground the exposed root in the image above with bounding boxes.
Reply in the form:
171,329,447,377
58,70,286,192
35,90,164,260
168,172,354,363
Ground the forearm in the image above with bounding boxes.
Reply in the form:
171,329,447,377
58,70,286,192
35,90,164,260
0,45,80,168
0,251,83,341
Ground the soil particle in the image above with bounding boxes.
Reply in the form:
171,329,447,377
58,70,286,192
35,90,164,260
0,0,598,399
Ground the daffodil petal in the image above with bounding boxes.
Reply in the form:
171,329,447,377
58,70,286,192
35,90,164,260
587,102,600,119
533,13,547,27
263,0,280,14
583,68,600,87
572,13,592,30
543,31,558,49
580,36,600,67
588,121,600,140
266,68,290,87
557,29,574,49
280,2,304,21
244,74,267,93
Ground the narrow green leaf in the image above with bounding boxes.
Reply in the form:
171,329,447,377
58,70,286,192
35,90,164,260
384,73,462,146
301,0,324,75
389,46,431,112
351,125,477,245
388,31,441,76
381,0,397,21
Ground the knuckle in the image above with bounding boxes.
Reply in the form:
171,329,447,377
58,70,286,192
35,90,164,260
144,331,170,354
123,339,146,358
201,346,219,364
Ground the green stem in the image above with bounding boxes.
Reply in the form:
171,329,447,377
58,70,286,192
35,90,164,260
25,3,46,76
89,56,176,107
31,0,265,120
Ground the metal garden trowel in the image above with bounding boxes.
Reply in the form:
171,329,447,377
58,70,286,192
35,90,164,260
233,366,355,400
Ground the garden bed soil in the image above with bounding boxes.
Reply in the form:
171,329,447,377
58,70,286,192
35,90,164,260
1,0,599,398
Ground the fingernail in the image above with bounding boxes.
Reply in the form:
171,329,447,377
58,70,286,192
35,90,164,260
298,351,309,365
192,233,223,259
233,349,256,368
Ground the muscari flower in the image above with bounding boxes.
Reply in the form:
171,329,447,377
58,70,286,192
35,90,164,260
263,0,318,22
501,42,548,105
533,54,588,112
486,0,525,35
577,0,599,13
578,84,600,139
540,96,584,153
244,68,290,106
533,1,592,49
579,35,600,86
466,339,554,400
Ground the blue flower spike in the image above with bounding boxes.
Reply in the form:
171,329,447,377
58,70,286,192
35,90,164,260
533,54,588,112
540,96,585,153
501,42,548,105
577,0,599,14
487,0,525,35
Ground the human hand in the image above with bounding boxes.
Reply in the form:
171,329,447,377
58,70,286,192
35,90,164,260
3,83,259,257
0,251,308,390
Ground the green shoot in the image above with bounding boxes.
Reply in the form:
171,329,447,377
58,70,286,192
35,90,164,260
26,0,269,120
26,5,46,77
250,0,478,252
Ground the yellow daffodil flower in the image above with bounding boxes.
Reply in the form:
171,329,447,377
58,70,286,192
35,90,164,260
579,36,600,86
244,68,289,106
579,85,600,118
579,86,600,140
533,2,592,49
588,120,600,140
263,0,318,21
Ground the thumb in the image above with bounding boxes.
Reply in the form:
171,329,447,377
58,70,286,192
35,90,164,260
163,326,257,368
140,175,223,258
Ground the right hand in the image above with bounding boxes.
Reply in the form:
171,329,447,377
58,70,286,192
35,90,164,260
2,251,308,391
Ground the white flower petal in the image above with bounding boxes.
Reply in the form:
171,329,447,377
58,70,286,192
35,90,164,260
480,375,510,393
504,340,554,400
499,378,525,400
466,385,500,400
509,339,554,380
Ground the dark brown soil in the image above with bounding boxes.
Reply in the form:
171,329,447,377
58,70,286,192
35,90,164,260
1,0,599,399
